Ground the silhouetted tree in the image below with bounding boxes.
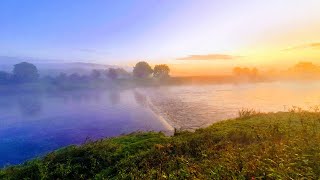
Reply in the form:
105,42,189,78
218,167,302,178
91,69,101,80
291,62,319,74
68,73,82,82
42,75,55,84
107,68,118,80
116,68,131,79
133,61,153,78
232,67,259,80
56,73,68,82
232,67,242,76
0,71,11,84
251,67,258,79
13,62,39,83
153,64,170,79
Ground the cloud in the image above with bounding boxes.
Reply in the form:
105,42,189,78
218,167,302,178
176,54,239,60
284,42,320,51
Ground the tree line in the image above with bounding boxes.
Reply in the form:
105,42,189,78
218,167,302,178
133,61,170,79
0,61,171,85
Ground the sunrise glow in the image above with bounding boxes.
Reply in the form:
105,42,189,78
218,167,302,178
0,0,319,76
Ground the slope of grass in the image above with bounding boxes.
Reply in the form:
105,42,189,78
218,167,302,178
1,111,320,179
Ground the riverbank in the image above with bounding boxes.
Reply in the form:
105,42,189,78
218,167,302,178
2,111,320,179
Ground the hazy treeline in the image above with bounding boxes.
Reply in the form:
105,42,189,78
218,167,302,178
0,61,171,90
232,67,260,81
1,60,317,89
232,61,320,82
279,62,320,80
0,62,131,84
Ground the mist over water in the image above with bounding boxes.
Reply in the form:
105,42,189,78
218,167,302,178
1,81,320,167
0,89,168,167
147,81,320,130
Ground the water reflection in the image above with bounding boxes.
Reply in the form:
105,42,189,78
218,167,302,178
0,89,168,167
134,90,148,107
148,82,320,131
18,94,42,117
109,91,120,105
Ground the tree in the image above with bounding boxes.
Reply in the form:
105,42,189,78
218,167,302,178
107,68,118,80
232,67,242,76
91,69,101,80
56,73,67,82
153,64,170,79
133,61,153,78
251,67,258,78
232,66,259,80
68,73,82,82
13,62,39,83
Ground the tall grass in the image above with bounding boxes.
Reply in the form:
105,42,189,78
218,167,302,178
238,108,261,119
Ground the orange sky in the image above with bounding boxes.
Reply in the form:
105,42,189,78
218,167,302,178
3,0,319,76
150,1,320,76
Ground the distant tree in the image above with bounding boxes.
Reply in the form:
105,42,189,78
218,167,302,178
232,67,242,76
233,66,259,80
153,64,170,79
42,75,55,84
133,61,153,78
68,73,82,82
107,68,118,80
91,69,101,80
13,62,39,83
292,62,319,74
56,73,68,81
251,67,258,79
116,68,131,79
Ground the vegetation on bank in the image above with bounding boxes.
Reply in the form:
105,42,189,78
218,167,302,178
1,109,320,179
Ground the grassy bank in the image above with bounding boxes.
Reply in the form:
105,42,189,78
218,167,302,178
1,111,320,179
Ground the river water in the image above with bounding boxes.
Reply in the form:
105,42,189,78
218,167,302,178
1,81,320,167
0,89,169,167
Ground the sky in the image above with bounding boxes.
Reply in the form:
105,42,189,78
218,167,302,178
0,0,320,75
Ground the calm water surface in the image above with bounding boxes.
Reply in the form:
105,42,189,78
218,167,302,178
147,81,320,129
0,89,168,167
1,81,320,167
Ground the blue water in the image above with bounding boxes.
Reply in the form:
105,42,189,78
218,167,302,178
2,82,320,167
0,89,168,167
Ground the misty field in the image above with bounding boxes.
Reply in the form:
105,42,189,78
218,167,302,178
1,110,320,179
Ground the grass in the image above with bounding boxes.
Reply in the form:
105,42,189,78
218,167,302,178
1,111,320,179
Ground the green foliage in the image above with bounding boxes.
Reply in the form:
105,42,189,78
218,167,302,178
2,112,320,179
133,61,153,78
238,108,261,119
90,69,101,80
13,62,39,83
153,64,170,79
107,68,118,80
